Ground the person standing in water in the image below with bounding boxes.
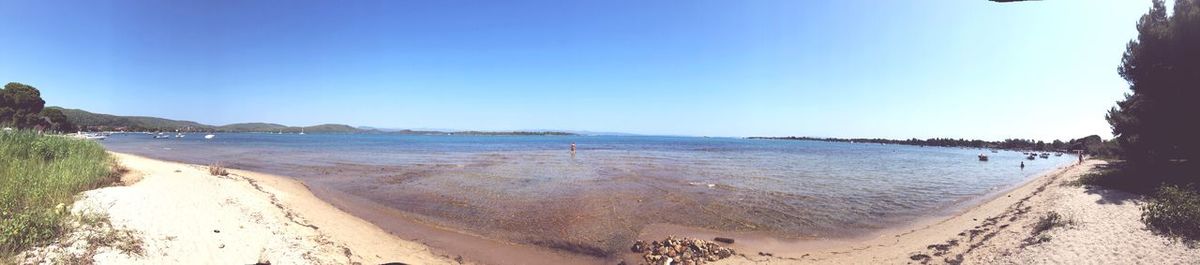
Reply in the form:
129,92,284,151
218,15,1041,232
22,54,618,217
1020,161,1025,169
570,142,576,156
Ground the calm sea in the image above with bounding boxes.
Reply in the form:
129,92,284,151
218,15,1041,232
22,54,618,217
101,133,1073,256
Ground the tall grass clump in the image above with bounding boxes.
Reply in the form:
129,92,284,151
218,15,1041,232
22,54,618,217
1142,184,1200,241
0,131,117,257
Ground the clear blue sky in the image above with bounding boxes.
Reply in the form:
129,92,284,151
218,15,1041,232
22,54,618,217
0,0,1156,140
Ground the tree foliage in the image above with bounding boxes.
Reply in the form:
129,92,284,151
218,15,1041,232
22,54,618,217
0,82,78,132
1108,0,1200,166
38,108,75,132
0,82,48,129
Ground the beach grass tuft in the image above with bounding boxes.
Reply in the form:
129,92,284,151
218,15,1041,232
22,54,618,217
0,131,118,258
1031,212,1072,237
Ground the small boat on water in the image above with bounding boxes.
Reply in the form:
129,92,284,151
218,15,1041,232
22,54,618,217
991,150,999,153
204,134,215,139
1039,153,1050,159
978,154,989,161
1026,154,1036,160
74,132,107,140
1055,152,1063,157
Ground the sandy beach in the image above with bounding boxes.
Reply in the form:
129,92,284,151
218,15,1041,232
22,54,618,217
18,152,456,264
16,154,1198,264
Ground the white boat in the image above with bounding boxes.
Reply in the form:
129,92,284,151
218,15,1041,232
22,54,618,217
299,128,305,135
204,134,215,139
75,132,107,140
978,154,989,161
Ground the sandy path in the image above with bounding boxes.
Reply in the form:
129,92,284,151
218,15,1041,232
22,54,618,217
712,160,1198,265
19,152,456,265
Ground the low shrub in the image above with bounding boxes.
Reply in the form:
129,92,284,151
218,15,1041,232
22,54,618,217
1141,184,1200,241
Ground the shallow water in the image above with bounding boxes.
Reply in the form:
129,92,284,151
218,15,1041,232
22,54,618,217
102,133,1073,257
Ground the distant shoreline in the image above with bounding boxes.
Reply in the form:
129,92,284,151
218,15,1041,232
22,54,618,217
749,135,1095,152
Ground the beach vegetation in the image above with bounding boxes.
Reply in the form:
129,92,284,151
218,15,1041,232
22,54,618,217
1107,0,1200,174
0,83,77,133
0,131,119,258
1141,184,1200,241
1099,0,1200,242
1031,212,1072,236
1022,211,1073,246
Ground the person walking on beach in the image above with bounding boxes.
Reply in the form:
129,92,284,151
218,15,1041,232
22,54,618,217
1077,151,1084,165
570,142,576,155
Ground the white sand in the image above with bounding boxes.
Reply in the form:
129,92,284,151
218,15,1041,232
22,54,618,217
19,152,456,265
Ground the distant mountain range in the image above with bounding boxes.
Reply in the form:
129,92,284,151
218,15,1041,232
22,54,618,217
51,107,577,135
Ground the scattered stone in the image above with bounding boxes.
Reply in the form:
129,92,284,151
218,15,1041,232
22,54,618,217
213,229,220,233
757,252,774,257
630,236,736,265
219,244,225,249
631,240,648,253
713,237,735,244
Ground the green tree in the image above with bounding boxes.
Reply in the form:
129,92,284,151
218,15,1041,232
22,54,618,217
0,82,47,128
1107,0,1200,167
39,108,75,132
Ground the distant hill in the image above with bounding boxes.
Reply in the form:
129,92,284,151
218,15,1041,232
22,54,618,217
51,107,213,131
51,107,363,133
52,107,578,135
216,123,288,132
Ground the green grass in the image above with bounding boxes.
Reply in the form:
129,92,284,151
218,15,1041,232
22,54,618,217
0,131,118,258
